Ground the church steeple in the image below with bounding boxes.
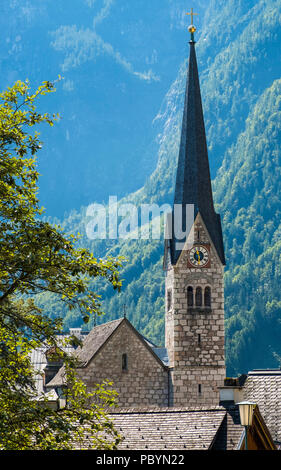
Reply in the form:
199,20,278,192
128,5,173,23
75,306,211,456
170,19,225,266
164,14,226,408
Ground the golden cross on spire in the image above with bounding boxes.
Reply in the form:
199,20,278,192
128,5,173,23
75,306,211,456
186,7,198,41
186,7,198,25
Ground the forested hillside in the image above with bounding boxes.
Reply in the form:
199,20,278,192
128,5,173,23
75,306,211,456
215,78,281,373
37,0,281,376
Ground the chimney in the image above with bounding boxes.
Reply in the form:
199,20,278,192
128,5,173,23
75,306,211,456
219,375,247,405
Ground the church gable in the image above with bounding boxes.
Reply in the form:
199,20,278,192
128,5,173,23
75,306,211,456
75,318,169,408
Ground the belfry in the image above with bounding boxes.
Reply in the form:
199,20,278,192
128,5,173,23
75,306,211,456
164,13,226,406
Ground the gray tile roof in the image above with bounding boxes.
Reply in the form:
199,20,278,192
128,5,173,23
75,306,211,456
75,318,124,367
243,369,281,444
210,404,243,450
30,347,49,397
72,405,279,450
46,319,125,388
108,407,235,450
30,332,87,396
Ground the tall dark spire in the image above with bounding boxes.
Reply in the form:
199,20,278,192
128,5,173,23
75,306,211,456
170,24,225,265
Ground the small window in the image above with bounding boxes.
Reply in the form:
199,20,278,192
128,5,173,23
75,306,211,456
167,289,172,311
204,286,211,307
122,353,128,371
195,287,202,306
198,384,202,395
198,334,201,344
187,286,193,307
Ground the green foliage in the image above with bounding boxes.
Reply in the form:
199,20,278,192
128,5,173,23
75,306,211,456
0,301,122,450
0,79,123,449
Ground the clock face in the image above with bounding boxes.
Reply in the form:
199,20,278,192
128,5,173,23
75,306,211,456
189,246,209,267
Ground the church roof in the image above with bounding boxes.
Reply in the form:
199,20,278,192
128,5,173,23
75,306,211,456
46,318,124,387
46,317,168,388
170,39,225,265
111,407,230,450
72,407,246,450
75,317,168,369
75,318,124,367
72,404,276,450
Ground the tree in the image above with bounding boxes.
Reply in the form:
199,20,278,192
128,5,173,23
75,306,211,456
0,80,123,449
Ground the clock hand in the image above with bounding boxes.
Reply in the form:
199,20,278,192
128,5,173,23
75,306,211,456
196,249,200,265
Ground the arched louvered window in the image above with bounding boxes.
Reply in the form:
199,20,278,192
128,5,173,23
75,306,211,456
195,287,202,307
187,286,193,307
204,286,211,307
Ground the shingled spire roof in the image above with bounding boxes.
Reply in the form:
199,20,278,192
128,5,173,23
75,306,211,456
170,33,225,265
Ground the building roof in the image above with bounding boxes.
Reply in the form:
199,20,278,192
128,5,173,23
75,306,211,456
45,319,124,388
106,407,241,451
210,405,241,450
46,317,168,388
30,335,79,398
30,347,50,397
243,369,281,445
107,404,277,451
72,404,276,450
170,39,225,266
73,407,236,450
75,318,124,367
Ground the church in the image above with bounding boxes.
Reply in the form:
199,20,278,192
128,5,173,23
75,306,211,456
35,17,281,450
46,18,225,411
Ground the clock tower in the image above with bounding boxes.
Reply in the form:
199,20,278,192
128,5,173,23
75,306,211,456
164,18,226,407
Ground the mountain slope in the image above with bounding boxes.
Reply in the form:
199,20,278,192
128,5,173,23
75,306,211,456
215,78,281,374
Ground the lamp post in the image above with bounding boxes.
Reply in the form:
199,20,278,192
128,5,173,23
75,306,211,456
237,401,256,450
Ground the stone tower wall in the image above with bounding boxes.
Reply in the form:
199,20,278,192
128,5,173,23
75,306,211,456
165,216,226,407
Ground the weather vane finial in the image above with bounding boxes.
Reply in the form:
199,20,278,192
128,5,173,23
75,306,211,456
186,7,199,42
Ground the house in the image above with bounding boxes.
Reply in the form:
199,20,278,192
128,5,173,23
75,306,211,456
220,369,281,449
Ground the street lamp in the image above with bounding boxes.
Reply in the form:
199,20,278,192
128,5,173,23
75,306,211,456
237,401,256,450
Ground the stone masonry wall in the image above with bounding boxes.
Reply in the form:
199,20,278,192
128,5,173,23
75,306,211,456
76,321,169,408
